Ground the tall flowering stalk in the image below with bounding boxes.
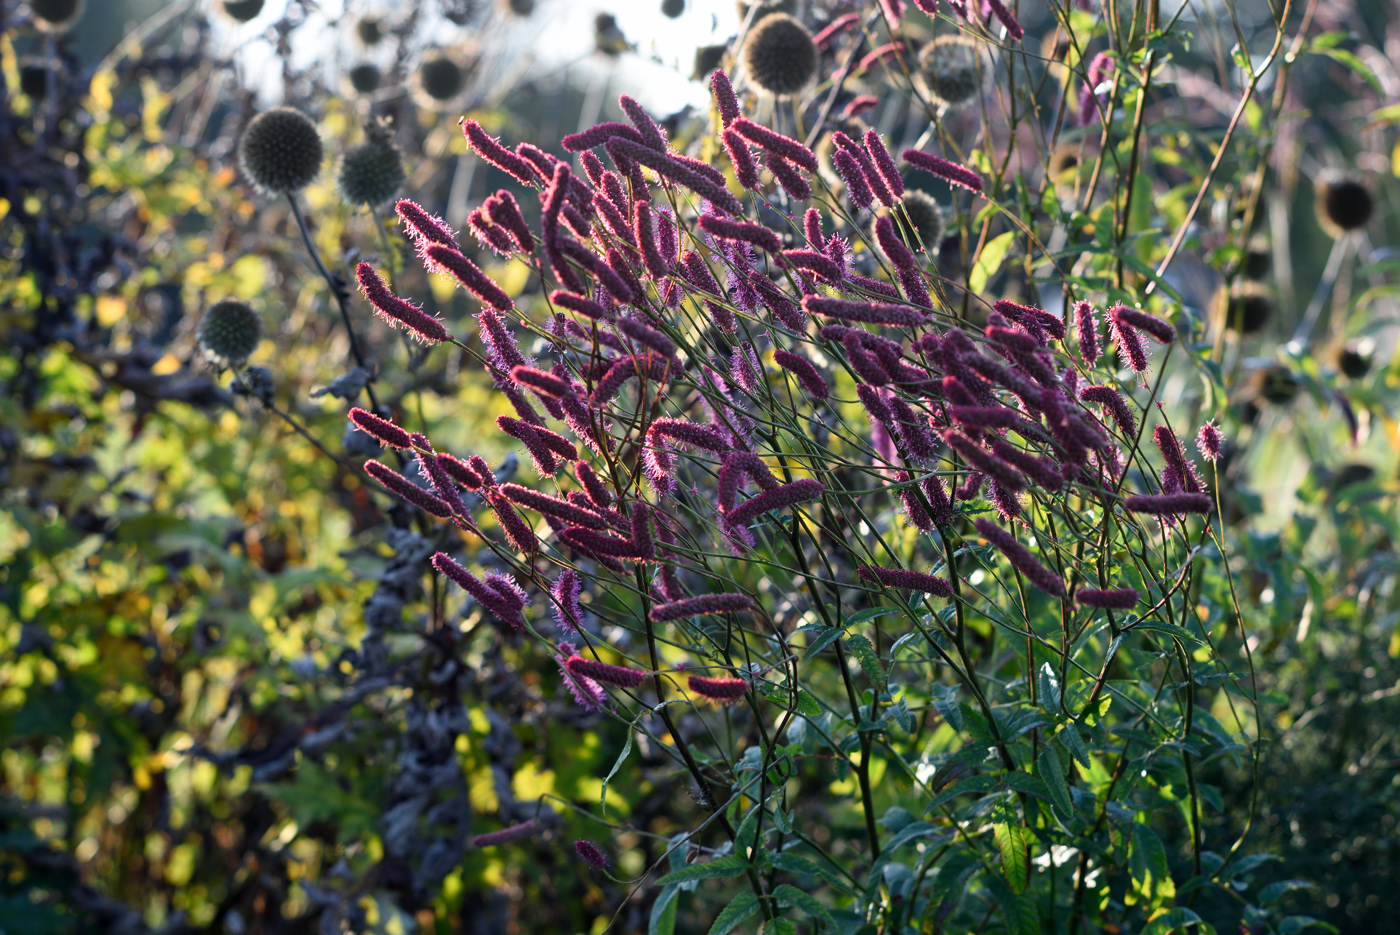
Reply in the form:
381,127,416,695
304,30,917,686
329,13,1251,929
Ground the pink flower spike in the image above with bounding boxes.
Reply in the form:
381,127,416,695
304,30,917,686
699,214,782,255
551,290,612,320
501,483,607,529
895,470,933,530
730,118,818,172
566,656,648,688
575,840,609,871
773,350,829,400
726,478,825,527
858,564,953,597
561,122,644,153
984,0,1025,39
973,518,1064,597
921,474,955,525
461,119,540,185
767,155,812,201
878,0,907,21
1078,385,1137,440
1076,587,1140,609
556,648,607,711
913,0,938,12
426,246,514,310
1123,493,1212,515
618,94,666,151
832,149,875,210
485,190,534,253
688,675,749,704
365,460,453,517
511,365,572,399
710,69,741,127
901,150,984,193
355,263,452,343
1108,315,1149,373
396,200,460,269
813,13,860,50
421,452,469,516
863,129,905,200
552,569,585,632
431,552,525,628
859,42,907,74
721,127,761,190
472,820,538,847
803,208,825,250
1073,301,1100,365
484,489,539,553
439,453,487,490
834,132,895,206
348,408,414,449
1196,420,1223,463
650,593,754,622
803,295,928,327
782,249,844,283
842,95,881,119
1110,305,1175,345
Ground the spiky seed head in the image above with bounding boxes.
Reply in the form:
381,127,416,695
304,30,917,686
693,44,728,80
1047,144,1079,181
1225,284,1273,334
356,17,384,45
505,0,535,14
31,0,84,29
1245,364,1299,406
338,139,405,207
18,59,50,99
917,36,982,108
662,0,684,17
239,108,324,194
222,0,264,21
1316,175,1373,234
1332,463,1374,489
876,190,943,252
198,299,263,365
348,63,381,94
1334,340,1372,379
418,54,465,101
742,13,817,97
736,0,796,21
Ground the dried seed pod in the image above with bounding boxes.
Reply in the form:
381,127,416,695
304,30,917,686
916,36,982,108
1316,175,1373,234
198,299,263,365
239,108,324,194
338,139,405,207
419,53,466,101
347,63,382,94
742,13,818,97
222,0,263,22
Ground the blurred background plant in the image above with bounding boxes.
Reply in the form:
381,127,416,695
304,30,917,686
0,0,1396,933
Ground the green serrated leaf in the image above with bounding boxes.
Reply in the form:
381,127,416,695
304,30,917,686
601,728,635,815
844,606,900,626
708,892,761,935
650,886,679,935
656,855,749,886
762,919,797,935
1038,663,1062,715
845,634,886,692
994,820,1030,894
890,696,913,732
1037,749,1074,818
774,884,837,931
770,852,857,897
803,626,845,660
1059,722,1091,767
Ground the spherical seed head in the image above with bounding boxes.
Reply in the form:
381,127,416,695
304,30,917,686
505,0,535,15
31,0,84,29
1242,236,1271,279
356,17,384,45
338,140,405,207
1332,463,1375,489
662,0,684,17
1225,285,1273,334
736,0,796,20
222,0,264,22
742,14,817,97
1317,176,1373,233
900,190,944,250
198,299,263,365
419,54,465,101
19,60,49,100
1248,364,1299,405
918,36,982,108
239,108,324,194
348,63,382,94
1048,144,1079,181
1335,341,1372,379
693,44,728,80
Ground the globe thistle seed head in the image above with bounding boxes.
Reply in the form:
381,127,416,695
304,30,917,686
18,59,50,100
917,36,982,108
239,107,324,194
356,17,384,45
736,0,796,21
419,54,466,101
31,0,84,29
505,0,536,15
1243,364,1299,406
1047,144,1080,182
348,63,382,94
1334,340,1372,379
1316,175,1373,234
742,13,817,97
662,0,684,17
338,139,405,207
222,0,264,22
594,14,631,57
876,189,943,252
1225,284,1273,335
198,299,263,365
693,44,728,80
